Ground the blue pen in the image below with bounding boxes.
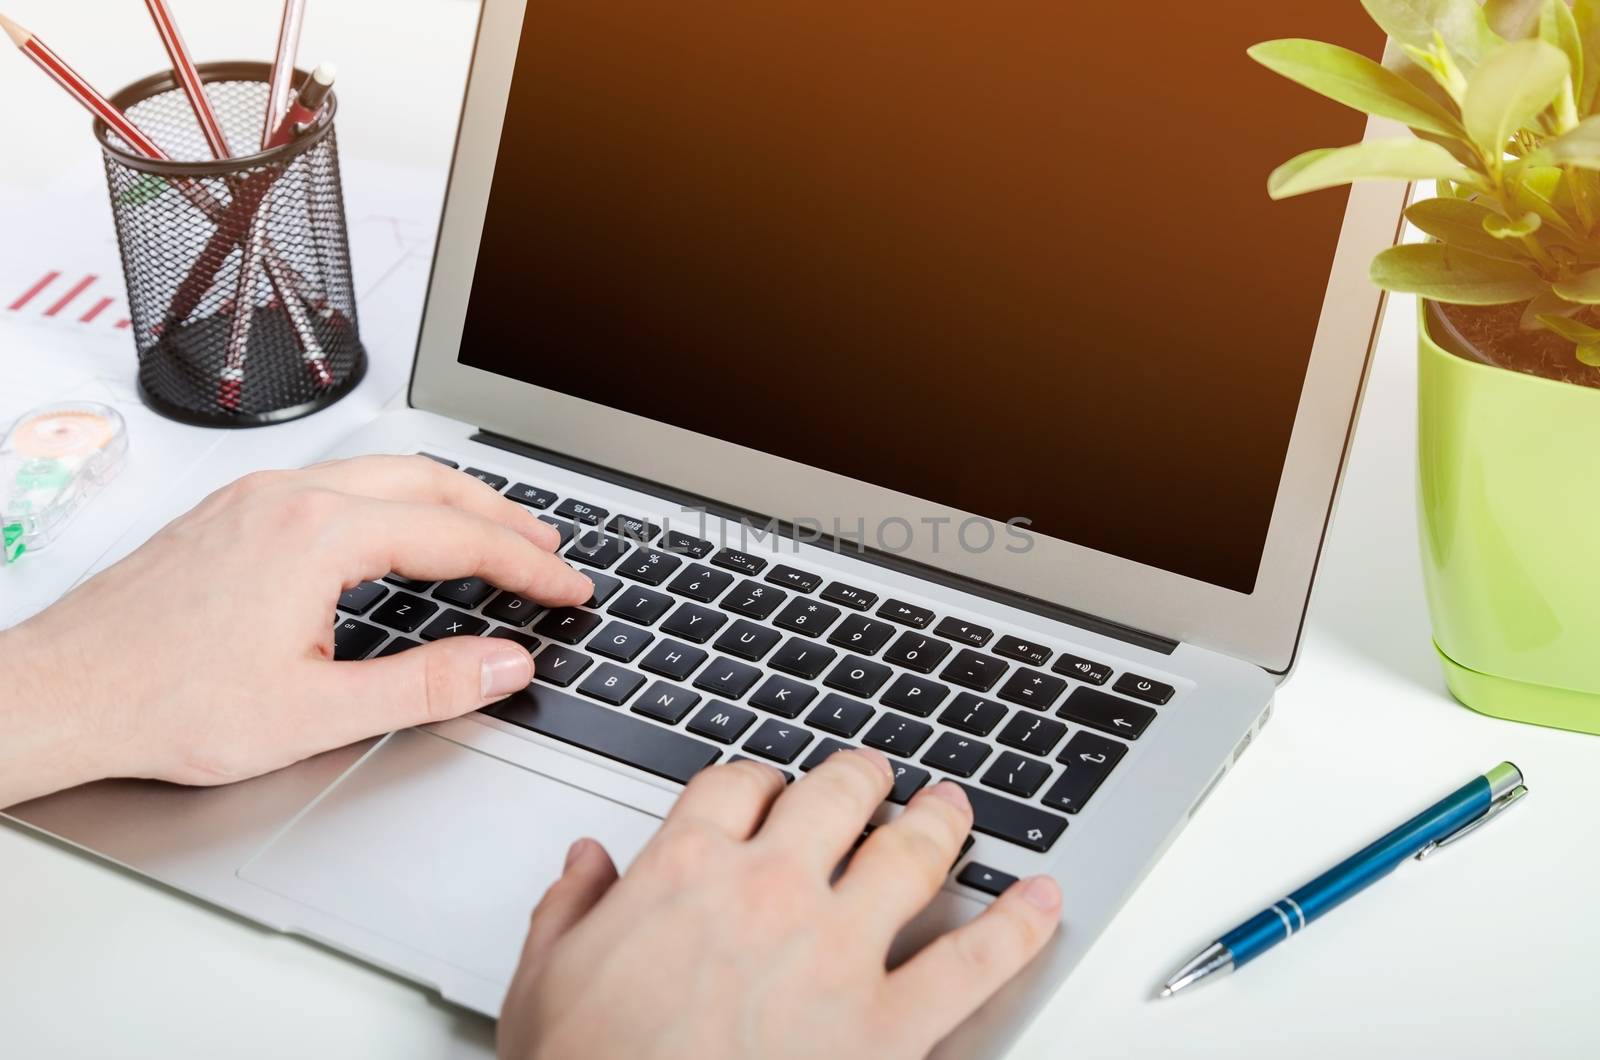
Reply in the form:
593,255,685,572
1160,761,1528,997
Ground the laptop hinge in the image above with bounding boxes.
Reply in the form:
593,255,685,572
472,430,1179,656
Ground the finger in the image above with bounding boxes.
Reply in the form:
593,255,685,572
516,838,619,979
883,875,1062,1047
663,758,787,840
756,747,893,871
332,497,592,605
835,781,972,939
293,633,533,747
300,454,561,552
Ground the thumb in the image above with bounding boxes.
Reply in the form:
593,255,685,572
519,838,619,979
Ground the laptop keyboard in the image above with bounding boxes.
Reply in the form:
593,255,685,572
332,456,1182,859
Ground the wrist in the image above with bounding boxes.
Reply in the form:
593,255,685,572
0,617,119,807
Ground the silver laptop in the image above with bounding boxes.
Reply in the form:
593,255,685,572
8,1,1406,1054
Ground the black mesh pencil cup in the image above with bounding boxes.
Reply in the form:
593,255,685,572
96,61,365,427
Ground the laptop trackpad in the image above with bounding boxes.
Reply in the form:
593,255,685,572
238,727,663,987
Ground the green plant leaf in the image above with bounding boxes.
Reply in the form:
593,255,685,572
1552,266,1600,301
1247,39,1462,136
1576,344,1600,364
1535,311,1600,340
1406,196,1536,259
1541,0,1585,121
1483,210,1543,237
1361,0,1498,65
1521,287,1584,328
1461,40,1570,156
1485,0,1545,40
1268,140,1476,198
1370,243,1548,301
1528,114,1600,165
1574,0,1600,112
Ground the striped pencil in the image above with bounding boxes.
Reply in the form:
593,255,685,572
260,0,306,148
142,0,230,158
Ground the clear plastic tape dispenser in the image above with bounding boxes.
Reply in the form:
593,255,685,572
1,402,128,564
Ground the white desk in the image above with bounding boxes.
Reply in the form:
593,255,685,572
4,4,1598,1058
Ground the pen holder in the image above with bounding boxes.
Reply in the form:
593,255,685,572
96,61,366,428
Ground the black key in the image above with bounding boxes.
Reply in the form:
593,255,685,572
921,733,991,777
743,719,813,764
809,694,874,737
728,754,794,782
421,609,489,640
607,586,674,625
661,602,728,643
639,639,709,681
667,563,734,602
660,530,714,558
766,564,822,593
1114,672,1176,705
994,636,1051,667
487,628,540,652
749,674,818,718
768,638,837,680
721,579,786,620
486,685,718,784
383,574,434,591
462,466,508,491
606,513,662,543
997,669,1068,711
800,737,855,772
585,572,623,607
1052,652,1113,685
956,863,1019,898
433,577,493,608
534,607,602,645
419,452,457,468
590,621,655,663
533,644,593,687
693,657,763,699
883,631,953,674
538,516,576,547
861,712,934,757
877,599,934,629
1056,686,1157,739
714,619,782,662
772,597,841,638
506,482,557,509
880,674,952,717
333,618,384,660
934,617,993,648
555,498,607,525
711,548,767,575
371,591,438,633
688,701,756,743
1044,732,1129,814
337,580,387,615
887,762,931,804
820,581,878,611
958,784,1068,852
824,655,892,697
827,614,896,655
484,591,539,627
568,530,630,570
578,662,647,705
997,713,1068,756
374,636,420,657
633,681,701,724
938,692,1007,737
616,546,683,586
941,649,1007,692
981,751,1052,798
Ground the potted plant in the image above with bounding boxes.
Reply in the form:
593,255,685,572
1253,0,1600,733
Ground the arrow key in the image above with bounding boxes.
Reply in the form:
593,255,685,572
1056,686,1157,739
956,862,1019,898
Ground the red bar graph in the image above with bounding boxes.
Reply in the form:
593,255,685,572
8,271,60,311
44,274,97,317
6,270,128,333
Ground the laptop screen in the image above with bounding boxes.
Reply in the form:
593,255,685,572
457,2,1383,595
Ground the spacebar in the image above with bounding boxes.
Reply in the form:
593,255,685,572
484,686,721,785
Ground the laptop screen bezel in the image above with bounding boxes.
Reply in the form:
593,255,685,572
409,0,1408,674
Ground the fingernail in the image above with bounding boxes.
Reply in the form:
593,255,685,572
927,780,970,812
1020,875,1061,912
857,746,893,778
481,649,532,698
564,837,591,870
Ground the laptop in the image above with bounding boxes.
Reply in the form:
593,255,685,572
8,1,1405,1055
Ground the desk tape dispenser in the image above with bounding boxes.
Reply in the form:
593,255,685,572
1,402,128,564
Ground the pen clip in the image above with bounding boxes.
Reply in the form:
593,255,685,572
1414,784,1528,860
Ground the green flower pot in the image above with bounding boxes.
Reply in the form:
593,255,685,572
1418,301,1600,734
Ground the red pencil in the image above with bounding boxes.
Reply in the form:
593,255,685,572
264,62,334,149
260,0,306,148
142,0,230,159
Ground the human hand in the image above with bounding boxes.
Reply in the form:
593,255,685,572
497,750,1062,1060
0,455,593,806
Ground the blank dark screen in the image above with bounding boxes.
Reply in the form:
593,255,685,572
458,2,1382,593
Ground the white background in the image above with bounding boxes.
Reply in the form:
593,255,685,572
2,2,1598,1058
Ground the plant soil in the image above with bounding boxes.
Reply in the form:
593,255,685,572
1431,301,1600,390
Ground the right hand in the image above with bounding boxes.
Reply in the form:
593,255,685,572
497,749,1062,1059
